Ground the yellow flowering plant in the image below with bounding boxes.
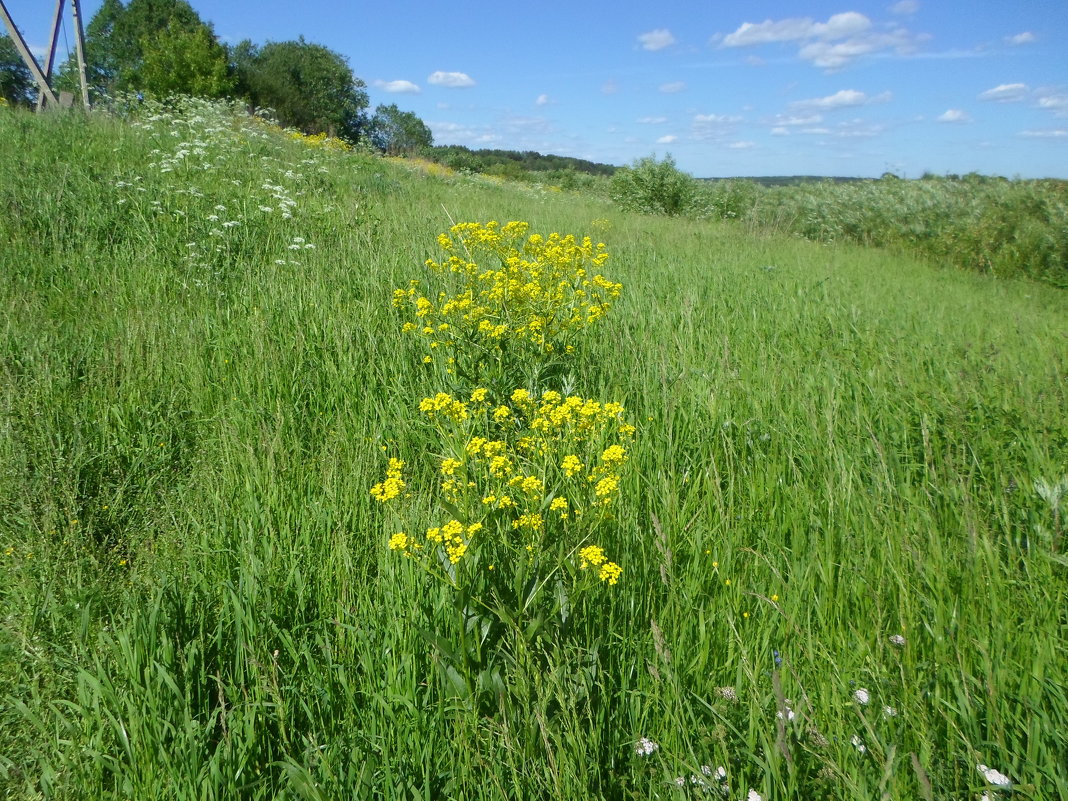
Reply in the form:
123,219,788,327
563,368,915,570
392,221,622,393
372,385,633,700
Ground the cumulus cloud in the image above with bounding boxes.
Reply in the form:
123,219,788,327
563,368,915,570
428,71,476,88
890,0,919,14
1038,93,1068,117
722,12,871,46
718,11,923,70
979,83,1029,102
1006,31,1036,46
656,134,678,144
937,108,971,123
691,113,743,140
659,81,686,93
790,89,890,111
638,28,676,51
535,93,550,106
768,113,824,127
374,79,420,94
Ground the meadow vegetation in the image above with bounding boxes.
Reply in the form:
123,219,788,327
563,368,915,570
1,98,1066,800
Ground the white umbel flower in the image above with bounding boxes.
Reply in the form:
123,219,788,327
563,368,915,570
977,764,1011,787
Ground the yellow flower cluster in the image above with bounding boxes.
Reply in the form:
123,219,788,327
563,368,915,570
392,221,622,375
370,458,405,502
375,223,630,591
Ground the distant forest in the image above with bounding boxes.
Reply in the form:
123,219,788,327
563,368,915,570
426,145,617,177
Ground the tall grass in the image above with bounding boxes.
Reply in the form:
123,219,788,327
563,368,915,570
1,99,1066,800
692,175,1068,287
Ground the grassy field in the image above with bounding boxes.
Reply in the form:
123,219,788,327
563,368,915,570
1,98,1066,800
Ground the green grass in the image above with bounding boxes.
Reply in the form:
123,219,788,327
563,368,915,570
1,98,1066,800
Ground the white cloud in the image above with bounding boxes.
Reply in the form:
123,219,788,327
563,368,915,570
1020,129,1068,138
659,81,686,93
637,116,668,124
722,12,872,47
535,94,550,106
691,113,743,140
728,141,756,149
790,89,888,111
638,28,676,51
719,12,923,70
771,127,790,136
937,108,971,123
602,80,619,94
1006,31,1036,46
890,1,919,15
374,79,420,94
1038,94,1068,117
799,29,919,69
979,83,1029,102
768,113,824,126
656,134,678,144
428,71,476,88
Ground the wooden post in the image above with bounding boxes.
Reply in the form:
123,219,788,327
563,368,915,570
70,0,89,107
0,0,60,107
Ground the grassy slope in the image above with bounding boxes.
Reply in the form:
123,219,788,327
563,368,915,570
1,102,1066,800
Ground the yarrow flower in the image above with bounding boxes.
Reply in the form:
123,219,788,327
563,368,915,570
853,688,870,705
977,764,1011,788
889,634,906,647
634,737,659,756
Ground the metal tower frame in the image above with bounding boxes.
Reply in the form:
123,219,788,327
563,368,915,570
1,0,90,109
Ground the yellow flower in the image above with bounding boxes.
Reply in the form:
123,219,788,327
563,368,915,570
578,545,606,569
561,454,584,477
598,561,622,585
440,458,462,476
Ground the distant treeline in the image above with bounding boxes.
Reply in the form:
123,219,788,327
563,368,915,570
425,145,617,178
700,175,865,187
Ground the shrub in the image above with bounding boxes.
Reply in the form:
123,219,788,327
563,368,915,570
610,154,697,216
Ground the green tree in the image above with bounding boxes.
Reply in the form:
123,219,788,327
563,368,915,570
55,0,231,100
234,38,368,142
0,34,35,106
138,21,233,97
369,103,432,155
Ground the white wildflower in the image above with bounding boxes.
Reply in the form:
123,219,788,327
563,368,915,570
747,789,762,801
883,706,897,718
716,686,738,702
977,764,1011,787
674,777,686,787
853,688,870,705
635,737,659,757
889,634,906,647
851,734,866,754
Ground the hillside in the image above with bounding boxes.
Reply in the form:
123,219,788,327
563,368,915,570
1,99,1066,801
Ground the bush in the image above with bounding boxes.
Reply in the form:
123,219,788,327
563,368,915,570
610,154,697,216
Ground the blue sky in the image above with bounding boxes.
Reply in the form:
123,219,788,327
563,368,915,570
7,0,1067,177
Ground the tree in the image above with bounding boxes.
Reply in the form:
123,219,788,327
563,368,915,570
234,38,368,142
55,0,232,100
138,20,232,97
0,34,35,106
369,103,432,155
